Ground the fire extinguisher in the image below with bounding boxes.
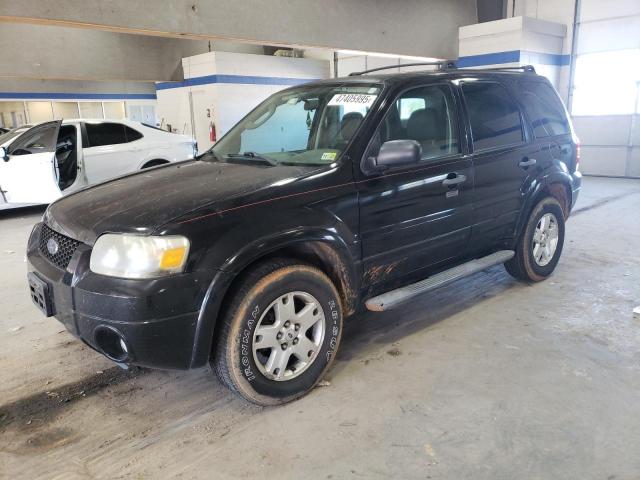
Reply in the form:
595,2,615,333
209,121,217,143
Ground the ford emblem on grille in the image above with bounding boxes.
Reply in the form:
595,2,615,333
46,238,59,255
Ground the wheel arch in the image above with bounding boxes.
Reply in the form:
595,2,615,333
140,158,170,169
189,230,360,368
514,172,572,245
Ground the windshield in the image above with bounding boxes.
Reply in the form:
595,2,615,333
209,84,382,165
0,126,32,146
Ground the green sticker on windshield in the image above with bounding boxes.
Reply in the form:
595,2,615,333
321,152,337,161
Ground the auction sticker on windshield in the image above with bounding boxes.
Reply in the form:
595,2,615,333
328,94,377,108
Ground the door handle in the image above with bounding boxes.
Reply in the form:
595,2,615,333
519,157,537,168
442,174,467,187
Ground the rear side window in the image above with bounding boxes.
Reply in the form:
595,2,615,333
85,122,127,147
520,82,570,137
85,123,143,147
462,82,524,151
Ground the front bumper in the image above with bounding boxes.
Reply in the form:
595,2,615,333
26,223,214,370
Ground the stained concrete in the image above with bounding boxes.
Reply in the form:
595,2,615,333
1,176,639,479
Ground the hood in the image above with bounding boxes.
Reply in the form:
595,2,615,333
45,160,317,245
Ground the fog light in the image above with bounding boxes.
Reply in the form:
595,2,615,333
94,326,130,363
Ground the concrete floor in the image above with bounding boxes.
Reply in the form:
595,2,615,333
1,176,639,479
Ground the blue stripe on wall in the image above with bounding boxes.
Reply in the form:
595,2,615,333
457,50,521,67
0,92,156,100
156,74,319,91
520,51,571,66
457,50,570,68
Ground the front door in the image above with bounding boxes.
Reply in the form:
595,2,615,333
0,121,62,205
357,83,474,287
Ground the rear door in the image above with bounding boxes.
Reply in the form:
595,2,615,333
459,79,538,251
0,121,62,204
81,121,143,184
518,79,575,172
357,82,474,287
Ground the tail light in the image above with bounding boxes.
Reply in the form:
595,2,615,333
575,141,581,172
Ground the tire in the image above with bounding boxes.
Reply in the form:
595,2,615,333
212,259,343,406
505,197,565,282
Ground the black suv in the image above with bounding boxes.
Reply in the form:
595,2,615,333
27,65,581,405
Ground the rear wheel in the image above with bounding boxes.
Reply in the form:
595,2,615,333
212,259,342,405
505,197,565,282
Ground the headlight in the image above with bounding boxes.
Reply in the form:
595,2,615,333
90,234,190,279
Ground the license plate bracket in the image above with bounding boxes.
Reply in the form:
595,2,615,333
28,272,54,317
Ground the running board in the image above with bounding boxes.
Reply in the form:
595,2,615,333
365,250,515,311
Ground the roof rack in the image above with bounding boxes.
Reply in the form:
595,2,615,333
348,60,456,76
461,65,537,73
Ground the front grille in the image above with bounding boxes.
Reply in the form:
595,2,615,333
39,224,80,270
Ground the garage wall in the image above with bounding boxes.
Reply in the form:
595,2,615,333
501,0,640,177
0,0,478,59
0,78,157,128
0,23,210,83
569,0,640,177
156,52,329,152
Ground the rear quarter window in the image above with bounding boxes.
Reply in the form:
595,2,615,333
125,126,143,142
519,81,570,138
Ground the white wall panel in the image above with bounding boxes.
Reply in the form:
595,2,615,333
156,88,193,135
572,116,633,146
577,17,640,54
579,146,628,176
26,101,54,123
459,32,523,56
336,56,367,77
627,148,640,177
580,0,640,22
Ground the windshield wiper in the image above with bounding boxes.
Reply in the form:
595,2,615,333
225,152,278,166
195,148,221,161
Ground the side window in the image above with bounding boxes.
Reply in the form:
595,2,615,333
462,82,524,151
125,126,143,142
8,124,58,155
520,82,570,137
378,84,460,161
85,122,128,147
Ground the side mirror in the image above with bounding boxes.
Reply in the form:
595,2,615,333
365,139,421,173
0,146,8,162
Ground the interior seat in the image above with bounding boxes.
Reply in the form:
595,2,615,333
405,107,443,158
332,112,364,150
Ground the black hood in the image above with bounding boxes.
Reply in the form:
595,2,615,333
45,160,317,245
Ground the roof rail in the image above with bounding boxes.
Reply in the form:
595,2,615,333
462,65,537,73
348,60,456,76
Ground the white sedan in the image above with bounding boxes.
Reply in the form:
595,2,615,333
0,119,196,209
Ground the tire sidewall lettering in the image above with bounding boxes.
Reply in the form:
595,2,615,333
326,299,339,362
240,303,260,382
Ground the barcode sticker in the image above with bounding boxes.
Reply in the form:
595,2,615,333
328,94,377,107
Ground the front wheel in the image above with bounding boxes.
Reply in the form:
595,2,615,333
505,197,565,282
212,259,343,406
